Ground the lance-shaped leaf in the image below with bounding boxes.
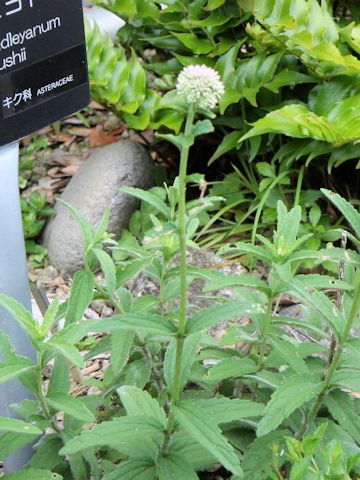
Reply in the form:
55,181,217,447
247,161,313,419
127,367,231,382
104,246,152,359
1,470,63,480
187,301,264,333
60,416,164,454
174,402,243,476
0,417,42,435
257,375,324,437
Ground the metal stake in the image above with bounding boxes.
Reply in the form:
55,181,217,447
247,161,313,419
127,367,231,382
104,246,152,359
0,141,36,472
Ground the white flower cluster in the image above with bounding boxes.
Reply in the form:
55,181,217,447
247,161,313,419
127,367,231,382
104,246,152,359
176,65,225,110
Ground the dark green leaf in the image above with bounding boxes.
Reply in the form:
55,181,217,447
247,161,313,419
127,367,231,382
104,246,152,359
242,431,285,480
65,271,95,326
0,417,41,435
28,435,64,471
157,453,199,479
325,390,360,443
45,338,84,368
2,470,62,480
332,369,360,392
187,301,264,333
60,416,164,454
93,249,117,295
321,189,360,239
0,295,40,342
106,459,156,480
45,394,95,422
117,386,167,427
174,402,242,476
207,358,258,381
0,357,35,384
111,330,134,375
120,187,171,218
108,313,177,336
257,375,324,436
197,397,265,424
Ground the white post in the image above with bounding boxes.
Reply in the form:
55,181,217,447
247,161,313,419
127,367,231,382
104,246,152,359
0,142,36,472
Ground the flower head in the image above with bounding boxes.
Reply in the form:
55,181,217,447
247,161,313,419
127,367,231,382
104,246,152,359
176,65,225,110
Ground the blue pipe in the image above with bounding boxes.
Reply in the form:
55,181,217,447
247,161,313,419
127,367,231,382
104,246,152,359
0,142,37,472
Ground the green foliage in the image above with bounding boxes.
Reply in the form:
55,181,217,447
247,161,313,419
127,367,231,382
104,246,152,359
2,180,360,478
19,133,52,267
3,3,360,474
85,0,360,252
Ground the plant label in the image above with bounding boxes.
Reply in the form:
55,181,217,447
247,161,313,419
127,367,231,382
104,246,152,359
0,0,89,147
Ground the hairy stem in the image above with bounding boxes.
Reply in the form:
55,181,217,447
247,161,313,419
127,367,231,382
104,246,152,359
259,296,273,367
299,269,360,437
37,352,61,433
161,106,195,454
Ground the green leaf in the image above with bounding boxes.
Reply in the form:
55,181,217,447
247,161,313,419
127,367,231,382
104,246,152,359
93,248,117,295
203,273,269,294
120,187,171,218
187,301,264,333
111,330,134,375
2,470,62,480
207,358,258,381
0,432,39,461
45,338,84,368
45,393,95,423
65,271,95,326
106,459,156,480
171,32,214,54
93,208,111,244
208,130,243,165
59,200,94,249
197,397,265,424
157,453,199,479
121,51,146,113
191,120,214,138
0,417,42,435
174,402,243,476
164,332,201,396
286,278,345,337
60,416,164,454
157,132,194,151
0,357,35,384
40,299,60,337
265,69,316,93
0,331,14,359
236,52,283,106
289,457,312,480
321,188,360,240
257,375,324,437
124,357,152,389
46,356,70,397
28,435,64,471
242,431,285,480
108,313,177,336
0,294,40,342
295,274,352,291
325,390,360,443
270,339,309,374
117,386,167,427
240,104,342,145
68,451,88,480
332,369,360,392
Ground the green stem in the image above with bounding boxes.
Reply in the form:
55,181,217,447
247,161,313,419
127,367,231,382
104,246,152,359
37,352,60,433
259,296,273,367
299,270,360,436
161,105,195,454
294,166,304,208
178,106,195,336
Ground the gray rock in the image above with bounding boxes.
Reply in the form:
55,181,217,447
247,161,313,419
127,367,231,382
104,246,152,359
43,141,154,272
